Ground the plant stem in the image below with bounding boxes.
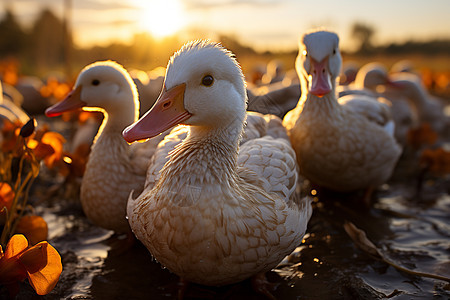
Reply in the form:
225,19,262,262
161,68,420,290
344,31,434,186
382,255,450,283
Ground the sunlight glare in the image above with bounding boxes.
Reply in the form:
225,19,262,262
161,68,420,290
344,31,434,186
135,0,185,38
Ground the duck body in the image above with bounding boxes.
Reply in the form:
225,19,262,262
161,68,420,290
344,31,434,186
349,63,448,144
388,72,449,136
46,61,162,233
247,82,301,119
283,30,401,193
132,127,307,286
124,41,312,286
285,92,399,191
80,125,161,232
341,63,415,145
0,81,29,124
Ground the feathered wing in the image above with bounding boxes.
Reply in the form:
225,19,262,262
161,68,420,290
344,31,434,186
339,94,396,137
237,133,312,263
241,112,268,144
237,135,298,204
262,114,290,141
238,113,312,230
236,121,312,271
243,112,290,144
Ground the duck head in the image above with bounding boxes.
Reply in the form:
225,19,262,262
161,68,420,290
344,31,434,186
354,63,389,90
123,40,247,143
296,30,341,97
45,61,139,120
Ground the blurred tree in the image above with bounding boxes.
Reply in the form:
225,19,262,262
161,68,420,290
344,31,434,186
351,22,375,54
0,8,28,57
29,9,73,74
219,34,256,56
63,0,73,77
383,39,450,55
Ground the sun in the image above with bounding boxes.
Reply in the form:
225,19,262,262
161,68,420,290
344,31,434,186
135,0,186,38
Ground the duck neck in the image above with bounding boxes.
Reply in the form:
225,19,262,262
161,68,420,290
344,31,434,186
95,105,138,143
298,78,341,117
409,84,428,109
160,118,244,189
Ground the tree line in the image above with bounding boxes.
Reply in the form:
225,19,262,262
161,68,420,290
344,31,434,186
350,22,450,55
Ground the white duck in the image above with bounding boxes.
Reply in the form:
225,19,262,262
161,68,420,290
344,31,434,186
340,62,415,146
388,72,449,137
353,62,389,91
130,67,165,116
0,81,30,125
338,62,394,98
351,63,448,144
45,61,166,233
247,81,301,118
123,41,312,293
283,30,402,199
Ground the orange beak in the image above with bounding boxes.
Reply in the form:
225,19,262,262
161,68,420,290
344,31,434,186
122,83,191,143
45,86,85,117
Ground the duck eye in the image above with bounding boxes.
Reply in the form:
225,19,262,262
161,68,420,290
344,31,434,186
92,79,100,86
201,75,214,86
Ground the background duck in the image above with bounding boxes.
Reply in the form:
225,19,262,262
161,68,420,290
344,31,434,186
388,72,450,140
350,63,449,145
283,30,402,203
0,80,29,125
339,62,415,146
129,67,165,116
45,61,164,233
123,41,312,297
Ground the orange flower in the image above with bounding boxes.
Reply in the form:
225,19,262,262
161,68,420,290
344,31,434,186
27,131,66,169
40,77,72,101
1,119,65,168
29,140,55,161
39,132,66,169
0,58,19,86
0,234,62,296
54,82,71,101
0,182,14,213
0,119,21,153
15,215,49,245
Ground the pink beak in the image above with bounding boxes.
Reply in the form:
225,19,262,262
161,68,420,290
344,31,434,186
309,58,332,97
386,79,405,89
45,86,86,117
122,83,191,143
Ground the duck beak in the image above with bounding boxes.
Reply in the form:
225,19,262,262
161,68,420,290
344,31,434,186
309,58,332,97
45,86,85,117
123,83,190,143
386,79,404,89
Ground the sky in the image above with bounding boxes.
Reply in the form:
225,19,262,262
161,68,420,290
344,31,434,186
5,0,450,52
